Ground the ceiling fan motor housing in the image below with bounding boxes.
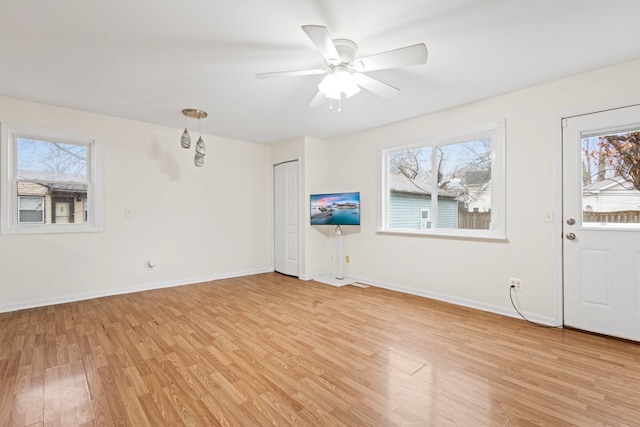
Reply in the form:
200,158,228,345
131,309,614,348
331,39,358,65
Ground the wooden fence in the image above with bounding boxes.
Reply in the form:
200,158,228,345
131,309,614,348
583,210,640,223
458,210,492,229
458,210,640,228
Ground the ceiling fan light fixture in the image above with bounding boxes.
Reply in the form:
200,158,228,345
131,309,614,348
318,66,360,100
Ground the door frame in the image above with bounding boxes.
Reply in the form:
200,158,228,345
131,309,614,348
553,95,640,327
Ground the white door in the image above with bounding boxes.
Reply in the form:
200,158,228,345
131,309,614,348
54,201,72,223
274,161,299,276
563,104,640,341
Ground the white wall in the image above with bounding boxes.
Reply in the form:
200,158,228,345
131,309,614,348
303,137,331,278
0,96,272,312
325,59,640,324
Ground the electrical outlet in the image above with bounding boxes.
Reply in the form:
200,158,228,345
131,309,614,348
345,255,350,263
509,278,523,291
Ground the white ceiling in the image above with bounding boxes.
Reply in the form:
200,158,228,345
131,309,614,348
1,0,639,144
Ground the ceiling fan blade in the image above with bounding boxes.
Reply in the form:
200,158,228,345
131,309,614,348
302,25,340,65
353,73,399,99
356,43,428,72
256,68,326,79
309,91,326,108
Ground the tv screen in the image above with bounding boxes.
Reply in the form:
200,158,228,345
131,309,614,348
310,192,360,225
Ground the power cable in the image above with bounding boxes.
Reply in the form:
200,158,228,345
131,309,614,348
509,285,562,329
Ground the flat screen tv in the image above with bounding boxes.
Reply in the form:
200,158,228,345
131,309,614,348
310,192,360,225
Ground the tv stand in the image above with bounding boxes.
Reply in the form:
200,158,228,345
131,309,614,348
335,225,343,280
312,225,356,287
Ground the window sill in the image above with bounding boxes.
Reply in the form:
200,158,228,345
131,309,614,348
376,228,508,242
1,223,101,235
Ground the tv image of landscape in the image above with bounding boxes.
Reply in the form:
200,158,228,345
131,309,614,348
310,192,360,225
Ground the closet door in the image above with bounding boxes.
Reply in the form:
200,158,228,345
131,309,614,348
274,161,299,276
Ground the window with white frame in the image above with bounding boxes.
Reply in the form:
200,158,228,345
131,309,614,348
381,121,505,239
1,123,101,234
18,196,45,223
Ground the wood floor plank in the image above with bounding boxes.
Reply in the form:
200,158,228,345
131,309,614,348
142,372,183,425
3,272,640,426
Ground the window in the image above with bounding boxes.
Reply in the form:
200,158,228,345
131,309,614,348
420,208,431,230
381,121,505,239
581,129,640,228
18,196,44,223
1,123,101,234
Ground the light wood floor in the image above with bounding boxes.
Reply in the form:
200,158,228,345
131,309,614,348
2,273,640,426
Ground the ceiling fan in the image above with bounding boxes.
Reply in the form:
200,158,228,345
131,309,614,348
256,25,428,109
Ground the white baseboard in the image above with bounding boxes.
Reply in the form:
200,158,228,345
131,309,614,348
0,267,273,314
348,275,559,326
2,269,558,327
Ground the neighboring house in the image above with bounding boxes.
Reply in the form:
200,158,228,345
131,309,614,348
388,173,458,229
583,177,640,213
17,181,87,224
462,170,491,213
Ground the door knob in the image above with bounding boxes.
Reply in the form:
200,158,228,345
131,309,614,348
566,232,576,240
566,218,575,225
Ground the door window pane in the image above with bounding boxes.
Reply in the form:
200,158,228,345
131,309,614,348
582,130,640,226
